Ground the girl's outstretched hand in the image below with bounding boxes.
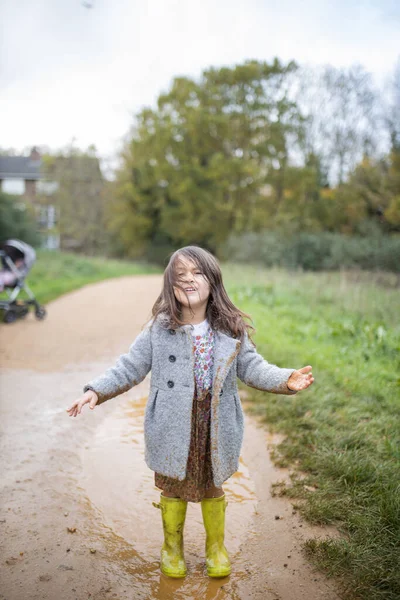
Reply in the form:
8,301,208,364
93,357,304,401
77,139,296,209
66,390,98,417
287,366,314,391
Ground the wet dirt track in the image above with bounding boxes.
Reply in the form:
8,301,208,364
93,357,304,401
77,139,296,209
0,275,341,600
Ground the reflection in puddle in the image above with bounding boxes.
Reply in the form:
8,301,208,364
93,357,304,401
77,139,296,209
81,384,258,598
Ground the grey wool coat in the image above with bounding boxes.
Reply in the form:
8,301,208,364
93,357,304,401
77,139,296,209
84,315,298,488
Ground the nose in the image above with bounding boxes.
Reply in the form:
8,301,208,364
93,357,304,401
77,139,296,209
183,279,195,290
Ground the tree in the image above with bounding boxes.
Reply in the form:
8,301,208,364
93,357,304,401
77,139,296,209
295,64,381,185
38,145,108,254
0,191,40,245
384,57,400,153
110,59,305,259
329,152,400,234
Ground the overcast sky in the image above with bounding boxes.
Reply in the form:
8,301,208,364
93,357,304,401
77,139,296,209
1,0,399,172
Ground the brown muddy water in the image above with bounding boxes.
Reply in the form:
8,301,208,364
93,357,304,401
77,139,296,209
0,276,341,600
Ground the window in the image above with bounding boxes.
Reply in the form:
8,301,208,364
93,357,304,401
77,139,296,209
1,178,25,195
36,180,59,195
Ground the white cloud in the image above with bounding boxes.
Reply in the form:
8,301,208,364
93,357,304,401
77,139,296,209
0,0,398,163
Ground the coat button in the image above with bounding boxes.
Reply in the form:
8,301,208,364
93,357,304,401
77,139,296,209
169,355,176,363
167,380,174,388
169,329,176,335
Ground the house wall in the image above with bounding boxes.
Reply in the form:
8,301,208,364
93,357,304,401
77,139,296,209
24,180,37,200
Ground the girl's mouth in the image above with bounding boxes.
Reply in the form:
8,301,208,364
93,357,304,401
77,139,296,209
185,287,197,293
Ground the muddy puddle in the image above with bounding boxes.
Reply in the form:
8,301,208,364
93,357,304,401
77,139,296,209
0,275,341,600
80,381,258,599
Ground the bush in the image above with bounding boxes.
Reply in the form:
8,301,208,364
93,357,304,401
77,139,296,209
0,191,40,246
219,231,400,273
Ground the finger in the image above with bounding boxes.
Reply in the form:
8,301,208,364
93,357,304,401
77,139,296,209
79,397,91,413
298,365,312,373
66,398,81,412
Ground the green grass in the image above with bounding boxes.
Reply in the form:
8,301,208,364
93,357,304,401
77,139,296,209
222,264,400,600
2,253,399,597
0,250,161,306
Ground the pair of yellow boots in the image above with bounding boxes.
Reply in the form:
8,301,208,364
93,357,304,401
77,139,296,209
152,493,231,578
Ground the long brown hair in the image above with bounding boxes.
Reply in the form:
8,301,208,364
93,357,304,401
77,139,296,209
151,246,255,341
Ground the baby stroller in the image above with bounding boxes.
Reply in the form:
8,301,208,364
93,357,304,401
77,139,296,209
0,239,46,324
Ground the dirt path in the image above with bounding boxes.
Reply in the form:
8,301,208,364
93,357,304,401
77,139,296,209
0,276,341,600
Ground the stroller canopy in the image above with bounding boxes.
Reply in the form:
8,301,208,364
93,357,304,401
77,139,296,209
3,239,36,271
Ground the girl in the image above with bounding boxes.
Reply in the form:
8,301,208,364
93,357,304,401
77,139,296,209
66,246,314,579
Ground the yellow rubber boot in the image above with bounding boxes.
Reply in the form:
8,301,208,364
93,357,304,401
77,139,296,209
152,494,188,578
200,494,231,577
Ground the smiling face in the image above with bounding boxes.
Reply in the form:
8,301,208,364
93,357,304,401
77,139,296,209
173,256,211,312
152,245,251,338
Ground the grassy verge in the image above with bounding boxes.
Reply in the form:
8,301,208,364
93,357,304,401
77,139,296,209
222,264,400,600
0,250,162,306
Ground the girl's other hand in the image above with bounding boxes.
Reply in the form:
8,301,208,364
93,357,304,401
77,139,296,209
66,390,98,417
287,366,314,391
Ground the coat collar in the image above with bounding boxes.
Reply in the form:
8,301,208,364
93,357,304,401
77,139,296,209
178,322,241,350
156,311,240,343
155,313,242,396
212,330,241,394
156,311,241,359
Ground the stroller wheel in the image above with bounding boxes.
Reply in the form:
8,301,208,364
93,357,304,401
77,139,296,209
35,306,47,321
3,309,17,324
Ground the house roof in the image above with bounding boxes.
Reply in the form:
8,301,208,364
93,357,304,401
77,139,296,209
0,156,42,180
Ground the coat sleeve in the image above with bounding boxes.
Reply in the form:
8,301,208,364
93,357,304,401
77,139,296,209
237,332,298,395
83,323,153,405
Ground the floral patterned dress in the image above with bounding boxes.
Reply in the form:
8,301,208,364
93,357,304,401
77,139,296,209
154,319,215,502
